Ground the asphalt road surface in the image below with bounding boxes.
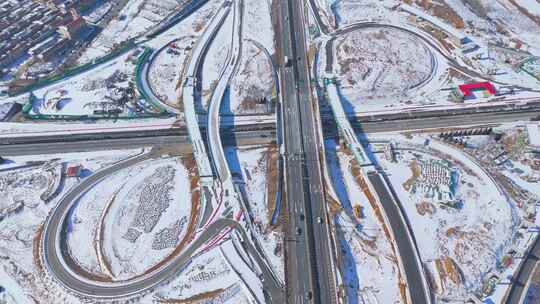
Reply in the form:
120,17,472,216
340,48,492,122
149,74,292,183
505,236,540,304
277,0,316,302
278,0,337,303
367,172,429,304
0,130,275,156
1,110,538,157
349,110,540,133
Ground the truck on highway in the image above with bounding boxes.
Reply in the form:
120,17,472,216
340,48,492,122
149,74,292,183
284,56,292,67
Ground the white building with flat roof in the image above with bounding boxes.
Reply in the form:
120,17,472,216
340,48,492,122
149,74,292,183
527,124,540,152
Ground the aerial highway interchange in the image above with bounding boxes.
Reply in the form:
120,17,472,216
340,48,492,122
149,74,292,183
0,0,540,304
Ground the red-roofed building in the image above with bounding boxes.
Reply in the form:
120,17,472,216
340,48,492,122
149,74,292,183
457,82,497,101
66,164,81,177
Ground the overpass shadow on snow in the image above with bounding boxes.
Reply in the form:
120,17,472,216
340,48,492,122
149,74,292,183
324,140,360,303
331,83,435,304
315,74,361,302
331,84,379,165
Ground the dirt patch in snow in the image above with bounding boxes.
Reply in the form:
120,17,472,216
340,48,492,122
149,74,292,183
157,287,225,303
264,145,280,229
407,0,465,29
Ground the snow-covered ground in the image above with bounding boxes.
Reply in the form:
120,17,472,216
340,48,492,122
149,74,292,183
453,0,540,55
221,0,276,115
152,241,251,303
0,161,61,220
242,0,274,53
28,49,162,118
318,0,540,56
312,0,540,115
147,37,195,109
0,266,30,304
66,167,126,278
227,41,275,114
325,0,399,27
380,138,516,300
83,2,112,24
366,126,540,302
67,156,193,280
325,139,404,304
102,157,192,280
143,0,222,49
224,145,284,282
199,9,233,111
78,0,191,63
323,26,437,113
0,149,144,303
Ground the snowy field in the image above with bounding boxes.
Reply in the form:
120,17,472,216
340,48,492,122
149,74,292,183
399,0,540,81
28,50,161,118
153,242,252,303
448,0,540,56
311,0,540,114
147,37,195,109
242,0,275,53
325,27,436,112
83,2,112,24
102,157,193,280
325,0,399,26
78,0,192,63
0,149,145,303
227,41,275,114
367,126,540,302
224,145,284,282
521,58,540,81
143,0,221,50
199,10,233,111
316,0,540,56
68,157,194,280
379,138,516,300
0,161,62,219
325,139,405,304
171,0,277,113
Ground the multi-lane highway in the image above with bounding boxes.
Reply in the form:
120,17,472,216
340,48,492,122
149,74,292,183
277,0,316,301
2,109,538,155
347,110,540,134
0,129,276,156
278,0,337,303
505,236,540,304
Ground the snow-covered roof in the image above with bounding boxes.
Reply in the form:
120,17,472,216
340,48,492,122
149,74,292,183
527,124,540,149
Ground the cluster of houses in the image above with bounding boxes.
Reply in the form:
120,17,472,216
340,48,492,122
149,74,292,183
0,0,97,76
